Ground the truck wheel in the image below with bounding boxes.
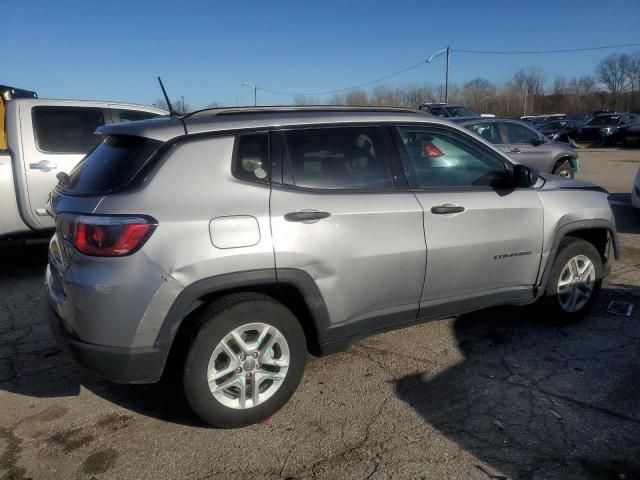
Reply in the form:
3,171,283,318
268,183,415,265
183,293,307,428
541,238,603,324
552,161,574,178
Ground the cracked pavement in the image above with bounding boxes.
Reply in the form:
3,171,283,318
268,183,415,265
1,148,639,480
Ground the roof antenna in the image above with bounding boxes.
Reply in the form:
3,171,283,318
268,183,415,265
157,76,176,116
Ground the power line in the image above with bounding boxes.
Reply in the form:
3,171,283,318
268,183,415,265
256,60,428,97
453,42,640,55
218,41,640,102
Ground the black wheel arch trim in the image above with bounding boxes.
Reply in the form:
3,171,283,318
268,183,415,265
537,219,619,294
154,268,332,350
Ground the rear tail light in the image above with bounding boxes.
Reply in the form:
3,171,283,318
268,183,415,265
57,214,156,257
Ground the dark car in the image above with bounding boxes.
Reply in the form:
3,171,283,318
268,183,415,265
453,117,579,177
562,113,640,145
620,123,640,146
419,103,478,118
537,119,583,141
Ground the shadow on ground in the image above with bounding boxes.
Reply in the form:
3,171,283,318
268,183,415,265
395,284,640,480
0,243,203,427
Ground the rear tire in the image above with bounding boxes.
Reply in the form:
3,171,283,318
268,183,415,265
182,293,307,428
540,238,603,324
552,161,574,178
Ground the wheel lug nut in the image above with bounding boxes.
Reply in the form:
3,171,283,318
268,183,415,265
246,372,252,378
252,352,259,358
256,363,261,369
240,354,246,361
235,367,242,374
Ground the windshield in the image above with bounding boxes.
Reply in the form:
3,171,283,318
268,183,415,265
446,106,477,117
588,115,620,126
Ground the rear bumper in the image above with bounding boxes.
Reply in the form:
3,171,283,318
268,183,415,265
47,305,168,384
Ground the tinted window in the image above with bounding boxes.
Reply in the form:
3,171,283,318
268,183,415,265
282,126,394,190
64,135,161,194
116,109,162,123
429,107,447,117
447,106,477,117
233,132,269,183
467,122,502,144
33,106,105,153
503,122,539,144
588,115,620,126
396,126,509,188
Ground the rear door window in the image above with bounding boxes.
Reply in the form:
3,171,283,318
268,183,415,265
33,106,105,153
64,135,161,195
467,122,502,144
503,122,539,144
280,126,395,190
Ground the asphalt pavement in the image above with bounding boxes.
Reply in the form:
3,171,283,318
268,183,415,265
1,148,639,480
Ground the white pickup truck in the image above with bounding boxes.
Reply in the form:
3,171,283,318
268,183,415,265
0,85,166,240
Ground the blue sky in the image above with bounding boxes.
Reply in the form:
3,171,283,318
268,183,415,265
5,0,640,109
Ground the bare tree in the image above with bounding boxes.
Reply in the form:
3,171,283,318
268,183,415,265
155,98,192,114
596,53,633,109
460,78,496,112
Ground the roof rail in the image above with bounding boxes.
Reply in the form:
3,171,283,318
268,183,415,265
182,105,423,120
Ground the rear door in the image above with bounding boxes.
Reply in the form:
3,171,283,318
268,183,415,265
393,124,543,315
501,121,551,172
269,124,426,342
20,104,107,227
465,120,511,155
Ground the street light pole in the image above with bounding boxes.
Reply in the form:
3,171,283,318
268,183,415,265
242,82,257,106
427,47,450,104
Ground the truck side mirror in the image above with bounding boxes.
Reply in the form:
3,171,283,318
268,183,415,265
513,164,539,188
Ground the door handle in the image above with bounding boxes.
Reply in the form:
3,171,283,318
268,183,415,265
431,204,465,215
30,160,57,171
284,210,331,222
510,148,522,153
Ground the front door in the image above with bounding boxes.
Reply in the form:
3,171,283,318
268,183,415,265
269,125,426,343
20,104,106,227
501,121,551,172
393,124,544,315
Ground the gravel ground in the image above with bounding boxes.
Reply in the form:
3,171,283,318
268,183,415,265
1,148,639,480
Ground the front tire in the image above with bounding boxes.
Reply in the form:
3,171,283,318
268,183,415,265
540,238,603,324
552,161,574,178
183,293,307,428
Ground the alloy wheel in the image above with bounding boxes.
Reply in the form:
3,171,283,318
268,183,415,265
206,323,290,409
556,255,596,312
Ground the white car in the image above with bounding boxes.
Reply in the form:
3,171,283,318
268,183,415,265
632,166,640,214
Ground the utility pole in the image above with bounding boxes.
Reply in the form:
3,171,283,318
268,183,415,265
522,84,528,116
445,46,450,104
242,82,257,106
181,95,185,113
427,47,450,104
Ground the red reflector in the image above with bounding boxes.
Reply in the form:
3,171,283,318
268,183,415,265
423,142,444,157
74,220,153,256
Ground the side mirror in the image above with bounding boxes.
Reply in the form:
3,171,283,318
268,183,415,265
530,137,544,146
513,164,539,188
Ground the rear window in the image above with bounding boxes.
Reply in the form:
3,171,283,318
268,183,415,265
64,135,161,195
33,106,105,153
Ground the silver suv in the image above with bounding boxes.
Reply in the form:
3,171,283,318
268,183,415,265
45,107,619,428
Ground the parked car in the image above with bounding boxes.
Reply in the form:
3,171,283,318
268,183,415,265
0,85,167,240
537,119,583,141
521,114,566,126
453,117,579,177
419,103,478,118
632,166,640,215
561,113,640,145
619,122,640,146
46,106,618,428
0,86,167,239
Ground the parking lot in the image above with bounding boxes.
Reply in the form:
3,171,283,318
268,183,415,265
1,148,639,480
